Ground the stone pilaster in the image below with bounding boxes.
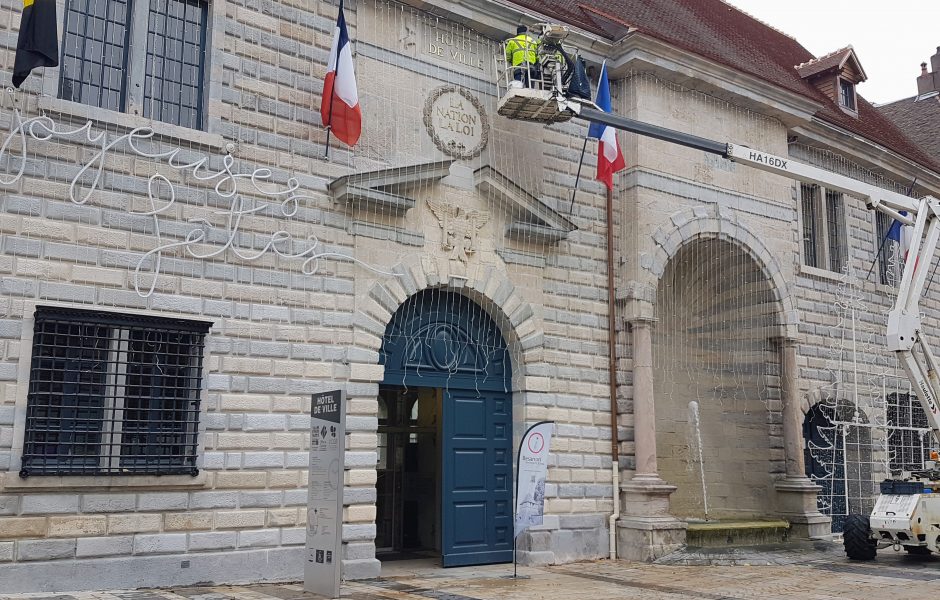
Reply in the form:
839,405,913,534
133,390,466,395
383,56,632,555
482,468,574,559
774,337,831,538
616,318,686,561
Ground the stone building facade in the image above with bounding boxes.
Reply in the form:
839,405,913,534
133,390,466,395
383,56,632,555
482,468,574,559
0,0,938,593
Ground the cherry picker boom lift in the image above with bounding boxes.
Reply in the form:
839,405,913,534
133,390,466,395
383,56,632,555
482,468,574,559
498,24,940,560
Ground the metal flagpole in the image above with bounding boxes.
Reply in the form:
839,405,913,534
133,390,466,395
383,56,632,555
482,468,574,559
324,0,344,160
567,138,589,216
866,231,894,281
568,62,608,216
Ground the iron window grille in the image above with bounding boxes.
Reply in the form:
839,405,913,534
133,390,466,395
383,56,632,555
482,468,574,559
825,190,846,272
800,183,820,268
20,307,211,477
886,392,930,474
799,183,847,273
58,0,209,130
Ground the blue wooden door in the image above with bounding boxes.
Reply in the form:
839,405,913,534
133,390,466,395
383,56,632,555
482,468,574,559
442,388,513,566
380,290,512,566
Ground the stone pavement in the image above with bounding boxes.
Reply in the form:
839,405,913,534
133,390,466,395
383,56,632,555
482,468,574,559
2,543,940,600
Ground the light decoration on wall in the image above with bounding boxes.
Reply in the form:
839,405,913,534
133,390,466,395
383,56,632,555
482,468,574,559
0,90,402,297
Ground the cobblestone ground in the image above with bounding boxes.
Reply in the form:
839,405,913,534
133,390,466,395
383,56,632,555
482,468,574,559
3,543,939,600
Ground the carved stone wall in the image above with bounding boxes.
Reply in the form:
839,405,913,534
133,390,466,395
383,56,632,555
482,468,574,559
0,0,614,590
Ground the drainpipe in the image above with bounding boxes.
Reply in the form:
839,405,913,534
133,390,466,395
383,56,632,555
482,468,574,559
605,185,620,560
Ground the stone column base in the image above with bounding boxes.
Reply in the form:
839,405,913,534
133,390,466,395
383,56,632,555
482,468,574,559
775,477,831,539
616,477,687,562
616,516,687,562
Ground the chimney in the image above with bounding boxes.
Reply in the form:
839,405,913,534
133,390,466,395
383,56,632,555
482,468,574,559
917,61,934,95
917,48,940,96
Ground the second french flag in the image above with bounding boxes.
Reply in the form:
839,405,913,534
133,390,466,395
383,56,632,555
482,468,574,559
588,62,626,191
321,0,362,147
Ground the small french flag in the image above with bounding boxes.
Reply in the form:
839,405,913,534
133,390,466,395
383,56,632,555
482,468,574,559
888,211,917,270
320,0,361,147
587,62,626,191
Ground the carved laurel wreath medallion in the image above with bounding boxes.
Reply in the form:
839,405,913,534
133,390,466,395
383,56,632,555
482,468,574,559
423,86,490,159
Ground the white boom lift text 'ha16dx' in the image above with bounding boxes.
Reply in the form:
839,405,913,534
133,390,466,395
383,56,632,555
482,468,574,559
495,23,940,560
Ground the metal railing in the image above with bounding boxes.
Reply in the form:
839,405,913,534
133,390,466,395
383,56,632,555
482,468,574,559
494,40,567,99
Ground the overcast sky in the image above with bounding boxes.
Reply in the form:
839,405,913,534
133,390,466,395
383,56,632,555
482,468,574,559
723,0,937,105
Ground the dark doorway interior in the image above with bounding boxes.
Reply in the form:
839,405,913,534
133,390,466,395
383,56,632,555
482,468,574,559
375,385,441,560
804,402,846,532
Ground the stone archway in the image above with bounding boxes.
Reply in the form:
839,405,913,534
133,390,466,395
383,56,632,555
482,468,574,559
644,204,797,340
652,235,784,520
339,257,548,578
377,289,513,566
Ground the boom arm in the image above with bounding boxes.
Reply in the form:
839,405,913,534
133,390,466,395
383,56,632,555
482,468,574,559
566,98,940,445
573,103,921,220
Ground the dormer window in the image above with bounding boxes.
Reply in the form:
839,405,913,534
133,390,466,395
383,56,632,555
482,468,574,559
796,46,867,117
839,78,856,111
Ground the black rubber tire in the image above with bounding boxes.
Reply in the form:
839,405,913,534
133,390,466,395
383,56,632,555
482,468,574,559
904,545,932,555
843,514,877,561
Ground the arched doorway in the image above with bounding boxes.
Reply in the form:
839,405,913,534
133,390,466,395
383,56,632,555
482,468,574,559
378,289,512,566
653,236,782,520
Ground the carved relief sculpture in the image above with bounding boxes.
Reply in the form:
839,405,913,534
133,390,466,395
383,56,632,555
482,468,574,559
427,199,489,262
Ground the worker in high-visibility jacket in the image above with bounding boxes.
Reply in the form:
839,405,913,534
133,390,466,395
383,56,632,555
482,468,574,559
505,25,540,87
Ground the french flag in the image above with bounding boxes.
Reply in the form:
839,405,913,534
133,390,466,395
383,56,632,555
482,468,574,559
320,0,361,147
588,62,626,191
888,211,916,270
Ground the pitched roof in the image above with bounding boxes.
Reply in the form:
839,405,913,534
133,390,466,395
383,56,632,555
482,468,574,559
506,0,938,172
876,95,940,163
795,46,867,82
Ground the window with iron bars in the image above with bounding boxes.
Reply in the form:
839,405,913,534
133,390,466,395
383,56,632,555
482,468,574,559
58,0,209,130
20,307,211,477
800,183,848,273
886,392,931,475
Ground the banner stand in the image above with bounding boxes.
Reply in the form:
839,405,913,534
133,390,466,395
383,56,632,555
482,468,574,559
511,420,554,580
304,389,346,599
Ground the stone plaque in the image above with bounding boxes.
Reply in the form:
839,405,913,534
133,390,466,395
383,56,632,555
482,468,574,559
424,86,489,159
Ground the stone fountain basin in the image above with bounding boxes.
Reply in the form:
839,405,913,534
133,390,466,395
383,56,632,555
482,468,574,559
685,519,790,547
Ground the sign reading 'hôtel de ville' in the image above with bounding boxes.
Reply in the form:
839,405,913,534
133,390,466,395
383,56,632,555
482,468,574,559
426,30,485,70
423,86,489,159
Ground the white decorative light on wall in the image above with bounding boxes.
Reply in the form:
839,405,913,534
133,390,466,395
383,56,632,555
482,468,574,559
0,95,401,297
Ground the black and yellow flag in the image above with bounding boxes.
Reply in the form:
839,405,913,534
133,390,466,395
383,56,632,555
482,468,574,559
12,0,58,88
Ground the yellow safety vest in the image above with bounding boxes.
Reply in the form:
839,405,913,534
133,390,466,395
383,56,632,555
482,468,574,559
505,34,539,66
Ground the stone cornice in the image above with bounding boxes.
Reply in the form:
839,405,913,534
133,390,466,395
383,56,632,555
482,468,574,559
792,120,940,194
606,34,822,127
474,165,577,243
329,160,454,214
